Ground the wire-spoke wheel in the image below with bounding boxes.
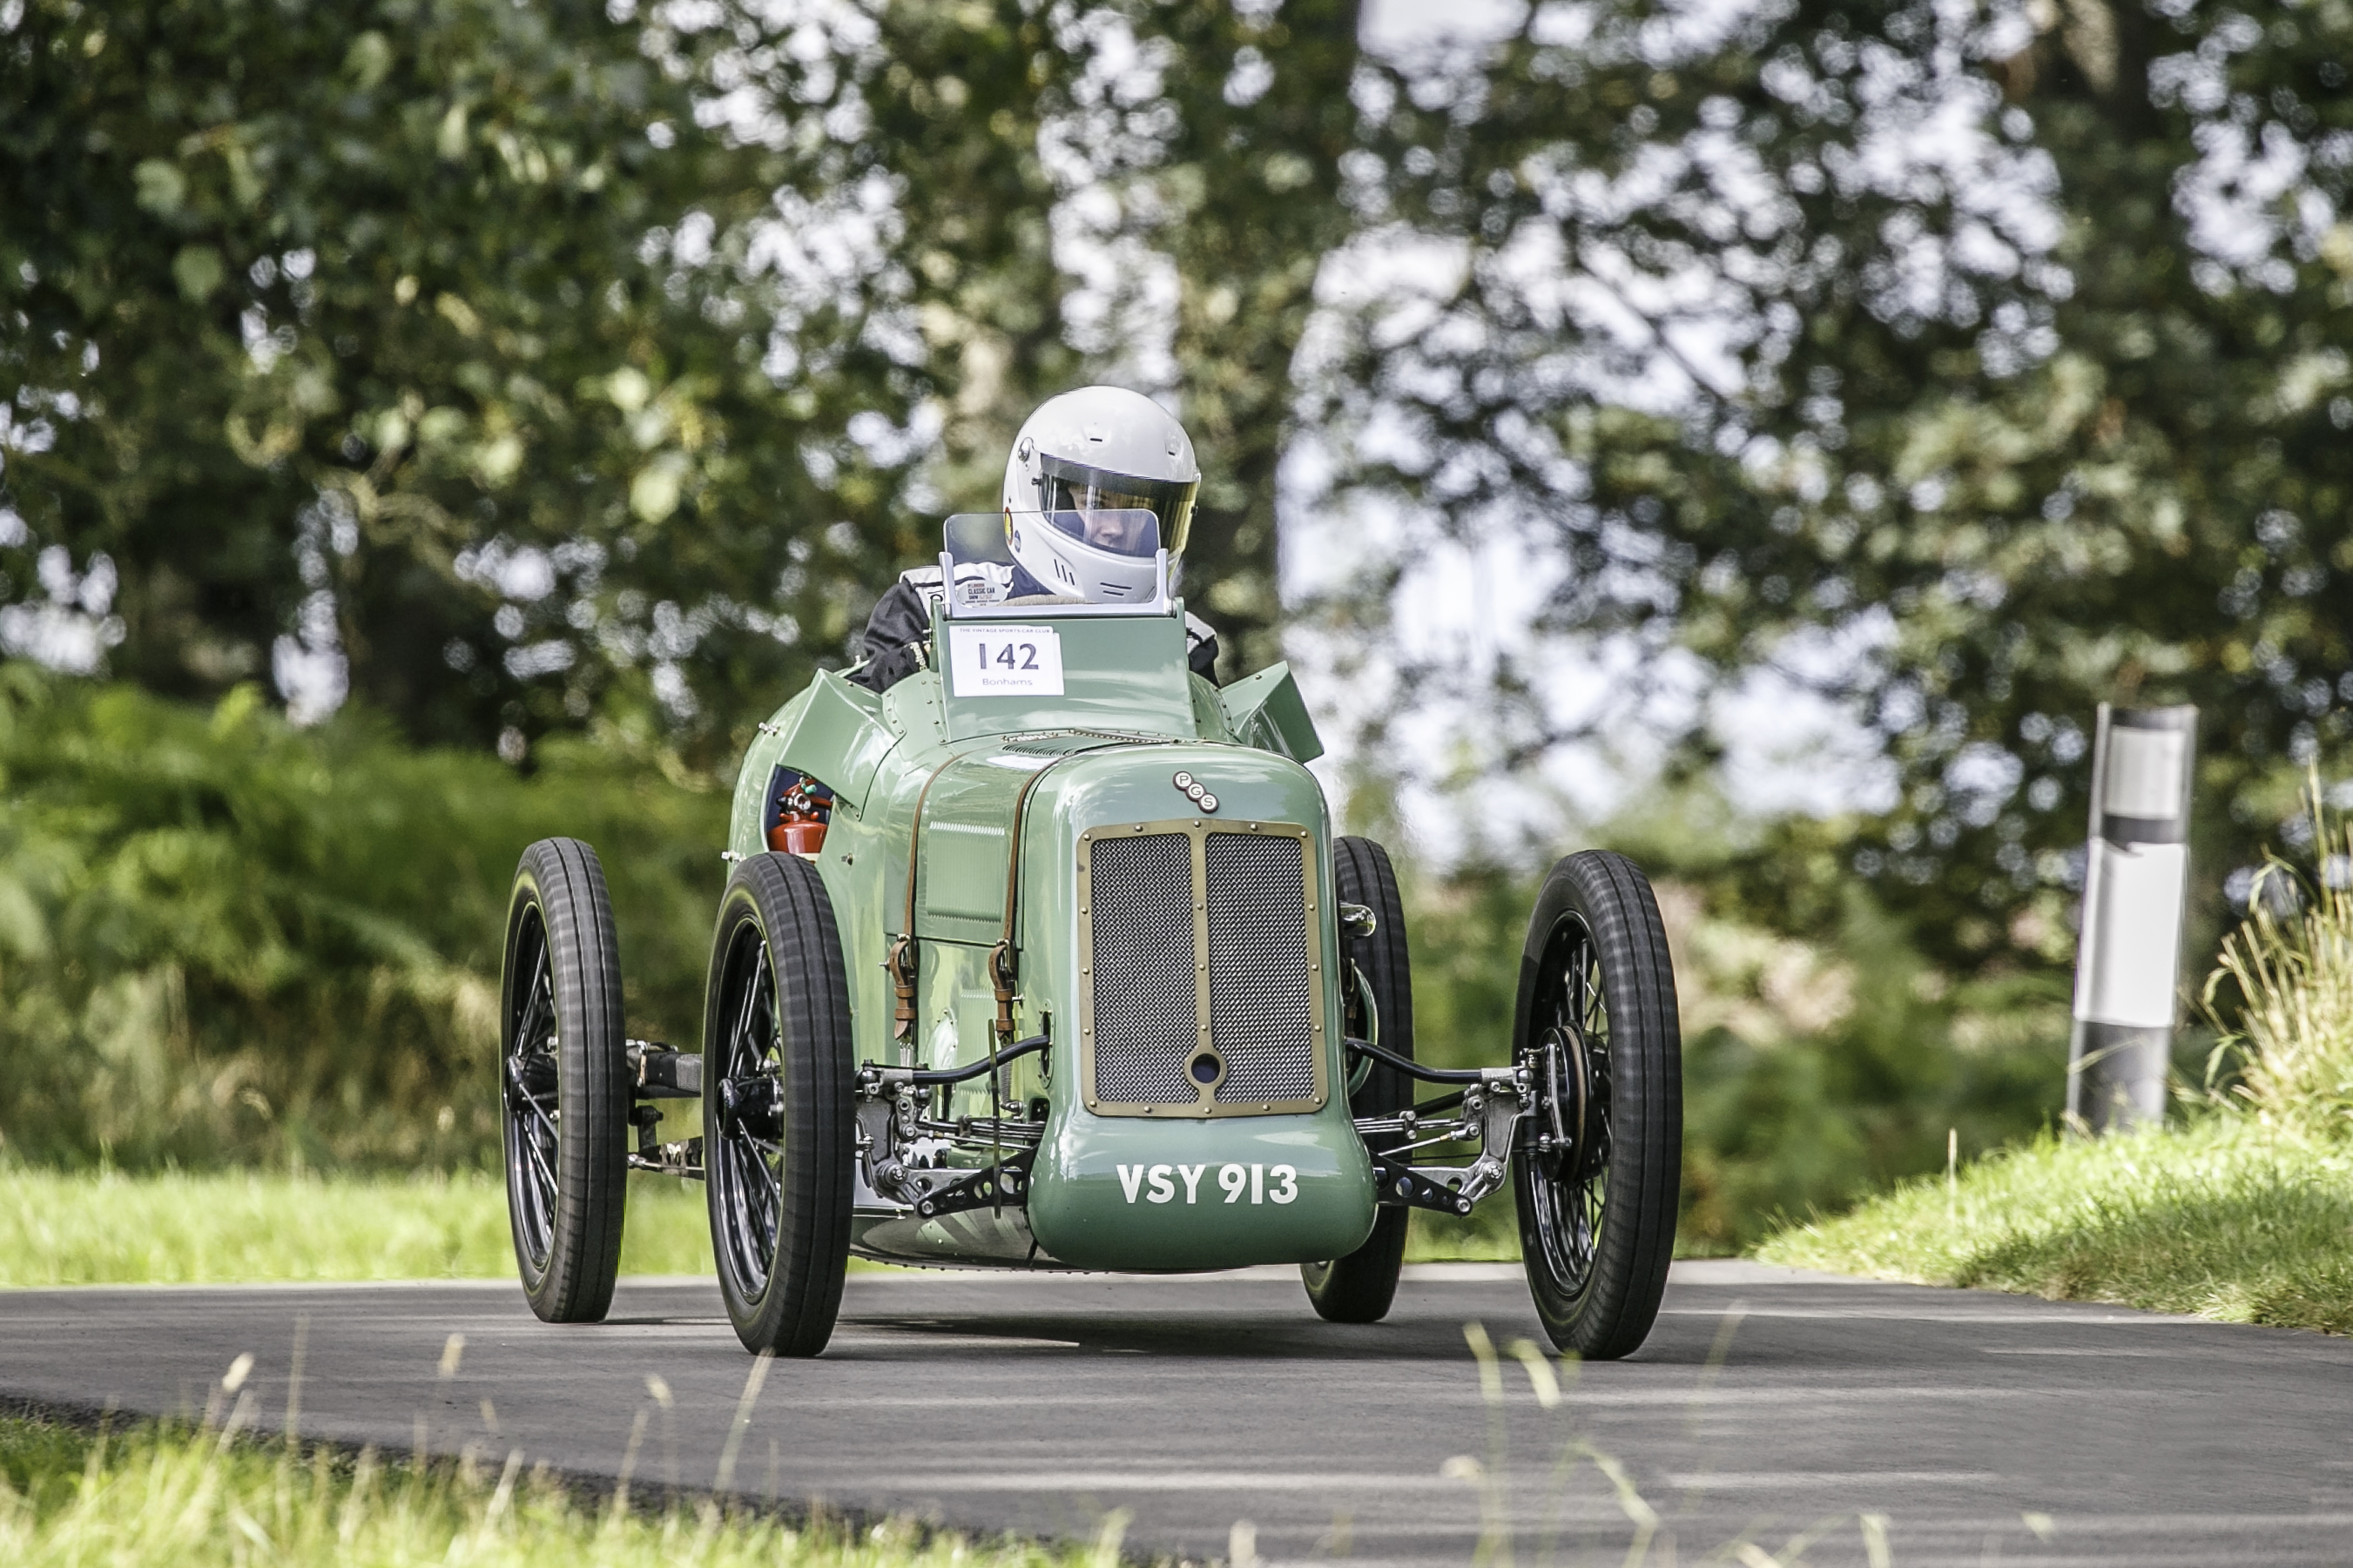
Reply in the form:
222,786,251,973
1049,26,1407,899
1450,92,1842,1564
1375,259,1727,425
1512,850,1680,1359
704,852,853,1357
1303,836,1414,1323
500,838,629,1323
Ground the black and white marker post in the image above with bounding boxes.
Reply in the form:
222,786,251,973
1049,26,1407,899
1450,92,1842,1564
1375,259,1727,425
2066,703,2199,1131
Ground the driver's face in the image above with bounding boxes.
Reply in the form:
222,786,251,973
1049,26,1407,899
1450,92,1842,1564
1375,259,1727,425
1082,510,1135,549
1071,502,1155,555
1043,476,1158,555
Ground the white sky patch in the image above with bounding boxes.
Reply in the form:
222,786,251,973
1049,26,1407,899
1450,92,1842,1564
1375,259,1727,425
1292,497,1901,851
0,547,124,675
0,602,120,674
1038,3,1190,395
1711,614,1903,818
273,638,348,725
2176,119,2309,285
273,589,348,726
456,541,558,602
1359,0,1527,57
504,640,578,679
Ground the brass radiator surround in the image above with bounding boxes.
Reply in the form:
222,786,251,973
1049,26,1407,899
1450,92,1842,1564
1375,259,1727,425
1076,818,1329,1118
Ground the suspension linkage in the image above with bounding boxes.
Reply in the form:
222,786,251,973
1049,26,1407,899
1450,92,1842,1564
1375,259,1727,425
854,1037,1049,1209
1352,1060,1535,1215
912,1114,1044,1148
1343,1036,1492,1085
859,1034,1050,1094
912,1152,1035,1219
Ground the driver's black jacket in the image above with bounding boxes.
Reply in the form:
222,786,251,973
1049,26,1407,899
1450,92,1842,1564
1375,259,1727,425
846,562,1221,694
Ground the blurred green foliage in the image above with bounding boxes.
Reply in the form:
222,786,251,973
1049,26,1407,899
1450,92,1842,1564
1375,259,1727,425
7,0,2350,946
0,667,2067,1259
1,0,911,754
1311,0,2353,968
0,668,721,1168
0,0,1365,753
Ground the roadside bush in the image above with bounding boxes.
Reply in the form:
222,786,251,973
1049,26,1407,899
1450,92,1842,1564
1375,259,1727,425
2205,777,2353,1129
0,668,725,1169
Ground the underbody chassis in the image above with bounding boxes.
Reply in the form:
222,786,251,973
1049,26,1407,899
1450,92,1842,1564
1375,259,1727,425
608,1030,1579,1238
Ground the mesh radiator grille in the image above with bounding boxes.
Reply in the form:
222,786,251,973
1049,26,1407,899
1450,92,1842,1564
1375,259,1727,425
1084,832,1197,1106
1204,834,1317,1103
1082,823,1323,1114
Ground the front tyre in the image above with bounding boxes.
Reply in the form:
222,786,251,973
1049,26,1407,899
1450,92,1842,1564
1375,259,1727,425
1512,851,1681,1359
704,853,854,1357
501,838,630,1323
1302,836,1414,1324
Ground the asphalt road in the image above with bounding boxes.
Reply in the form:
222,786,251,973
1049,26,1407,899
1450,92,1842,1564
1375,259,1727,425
3,1260,2350,1565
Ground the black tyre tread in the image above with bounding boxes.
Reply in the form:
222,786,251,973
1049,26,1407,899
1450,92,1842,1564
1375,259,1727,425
1592,851,1682,1350
1302,835,1413,1324
506,837,629,1324
705,852,855,1356
762,852,856,1353
1514,849,1681,1360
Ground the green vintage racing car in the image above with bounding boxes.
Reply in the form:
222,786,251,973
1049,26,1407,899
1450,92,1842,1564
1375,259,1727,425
497,510,1683,1358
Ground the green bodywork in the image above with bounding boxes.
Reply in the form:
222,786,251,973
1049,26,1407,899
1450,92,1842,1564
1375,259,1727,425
725,602,1374,1272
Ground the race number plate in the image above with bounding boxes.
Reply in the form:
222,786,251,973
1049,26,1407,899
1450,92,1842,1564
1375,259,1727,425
947,623,1064,697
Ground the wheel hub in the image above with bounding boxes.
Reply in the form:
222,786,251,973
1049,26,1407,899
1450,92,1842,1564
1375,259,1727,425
1535,1026,1595,1178
719,1074,784,1141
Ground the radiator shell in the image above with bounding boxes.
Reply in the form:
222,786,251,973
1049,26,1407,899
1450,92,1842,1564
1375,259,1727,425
1022,745,1372,1269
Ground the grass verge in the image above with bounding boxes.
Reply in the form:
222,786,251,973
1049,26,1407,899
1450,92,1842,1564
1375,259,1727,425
0,1413,1102,1567
1756,1114,2353,1334
1,1166,1531,1286
0,1169,714,1287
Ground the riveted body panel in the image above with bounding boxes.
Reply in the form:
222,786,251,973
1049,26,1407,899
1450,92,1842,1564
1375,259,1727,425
1218,662,1325,764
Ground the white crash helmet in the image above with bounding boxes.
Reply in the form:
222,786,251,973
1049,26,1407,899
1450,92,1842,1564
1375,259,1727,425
1000,386,1201,602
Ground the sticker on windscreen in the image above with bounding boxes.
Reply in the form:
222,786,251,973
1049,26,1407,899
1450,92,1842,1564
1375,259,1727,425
947,623,1065,697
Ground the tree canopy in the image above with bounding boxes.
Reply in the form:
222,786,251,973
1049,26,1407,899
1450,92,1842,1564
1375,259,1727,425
3,0,914,754
1305,0,2353,958
5,0,2349,962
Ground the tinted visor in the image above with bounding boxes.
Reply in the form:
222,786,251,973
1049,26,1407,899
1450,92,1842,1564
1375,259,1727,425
1038,456,1197,555
1038,508,1160,558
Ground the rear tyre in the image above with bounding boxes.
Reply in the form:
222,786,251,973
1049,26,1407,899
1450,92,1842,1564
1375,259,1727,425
1303,835,1414,1324
704,852,855,1356
1512,851,1681,1359
501,838,630,1324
